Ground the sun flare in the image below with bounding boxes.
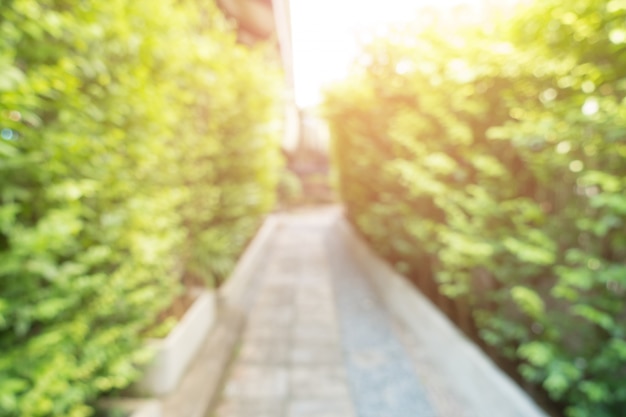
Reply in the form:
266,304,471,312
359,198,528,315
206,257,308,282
289,0,523,107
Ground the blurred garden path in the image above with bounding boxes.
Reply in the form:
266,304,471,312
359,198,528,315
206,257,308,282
207,206,503,417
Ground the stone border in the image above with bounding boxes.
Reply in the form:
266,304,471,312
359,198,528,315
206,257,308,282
133,289,216,396
336,217,550,417
220,214,280,310
98,399,161,417
160,214,280,417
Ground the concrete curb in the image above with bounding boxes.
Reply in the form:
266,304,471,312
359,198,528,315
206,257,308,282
160,215,280,417
220,214,280,310
336,217,550,417
134,290,216,396
98,399,162,417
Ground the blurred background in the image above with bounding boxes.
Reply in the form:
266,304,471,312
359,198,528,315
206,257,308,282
1,0,625,416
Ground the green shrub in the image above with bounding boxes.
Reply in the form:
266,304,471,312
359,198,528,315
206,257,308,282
0,1,281,415
324,1,626,416
171,6,282,286
276,168,304,206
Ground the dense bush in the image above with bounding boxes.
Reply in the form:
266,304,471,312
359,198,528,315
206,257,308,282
172,8,282,285
0,1,281,416
324,1,626,416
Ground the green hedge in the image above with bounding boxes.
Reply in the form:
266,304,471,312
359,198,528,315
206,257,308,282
0,1,281,416
324,1,626,416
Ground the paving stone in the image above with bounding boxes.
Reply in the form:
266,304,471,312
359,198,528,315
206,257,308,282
213,399,282,417
292,325,340,345
238,340,290,365
242,323,292,342
290,367,352,400
286,400,356,417
223,365,288,400
326,233,436,417
294,304,336,320
290,341,343,366
296,294,333,306
209,209,440,417
253,289,295,308
295,305,335,318
262,275,297,287
246,308,294,327
206,208,546,417
293,314,337,329
392,320,480,417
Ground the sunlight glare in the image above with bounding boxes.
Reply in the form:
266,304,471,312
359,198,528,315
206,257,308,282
289,0,518,107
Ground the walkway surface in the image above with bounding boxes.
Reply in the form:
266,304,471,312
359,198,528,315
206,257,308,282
208,207,476,417
207,207,545,417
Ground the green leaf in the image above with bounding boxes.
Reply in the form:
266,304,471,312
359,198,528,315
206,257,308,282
511,286,545,318
423,152,458,175
579,381,611,403
518,341,553,367
544,372,570,398
0,62,25,91
503,237,555,265
571,305,615,331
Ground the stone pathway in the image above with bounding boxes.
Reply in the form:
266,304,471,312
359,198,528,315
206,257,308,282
209,207,464,417
326,233,434,417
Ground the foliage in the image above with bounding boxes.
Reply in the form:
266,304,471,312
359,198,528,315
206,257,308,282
324,1,626,416
276,168,304,207
0,0,281,416
171,6,282,286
